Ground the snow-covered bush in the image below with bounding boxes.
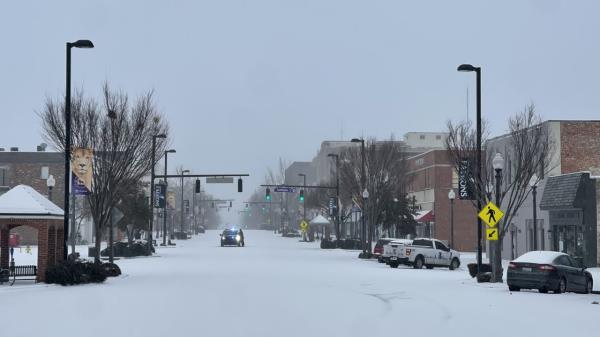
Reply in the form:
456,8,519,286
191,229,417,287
45,261,108,285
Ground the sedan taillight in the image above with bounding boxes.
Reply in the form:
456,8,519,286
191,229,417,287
538,264,556,271
508,263,517,269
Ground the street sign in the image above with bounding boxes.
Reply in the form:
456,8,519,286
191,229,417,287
300,220,308,232
206,177,234,184
478,201,504,228
486,228,499,241
274,186,297,193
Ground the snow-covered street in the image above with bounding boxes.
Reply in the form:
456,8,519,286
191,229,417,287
1,230,599,337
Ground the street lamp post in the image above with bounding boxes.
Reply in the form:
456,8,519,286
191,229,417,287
328,154,341,240
529,173,539,250
492,152,504,282
149,134,166,251
63,39,94,261
162,149,176,246
180,169,190,235
107,110,117,263
448,189,456,249
362,188,369,255
457,63,482,278
351,138,367,256
47,175,56,202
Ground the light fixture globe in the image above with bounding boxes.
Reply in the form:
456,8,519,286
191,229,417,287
529,173,539,187
492,153,505,170
448,189,456,200
362,189,369,199
46,174,56,188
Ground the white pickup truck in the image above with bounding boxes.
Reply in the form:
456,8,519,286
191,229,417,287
388,238,461,270
381,239,413,264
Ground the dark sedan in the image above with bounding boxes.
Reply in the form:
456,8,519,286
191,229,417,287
220,229,244,247
507,251,593,294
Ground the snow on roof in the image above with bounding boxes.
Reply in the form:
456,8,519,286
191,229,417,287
0,185,64,218
513,250,565,264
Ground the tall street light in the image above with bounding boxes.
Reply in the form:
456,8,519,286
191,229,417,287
492,152,504,282
162,149,176,246
63,39,94,261
529,173,539,250
47,175,56,202
107,110,117,263
298,173,307,222
351,138,368,256
180,169,190,235
327,153,341,241
448,189,456,249
457,63,483,278
149,134,166,250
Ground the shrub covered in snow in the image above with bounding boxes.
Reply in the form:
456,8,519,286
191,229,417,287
45,260,108,285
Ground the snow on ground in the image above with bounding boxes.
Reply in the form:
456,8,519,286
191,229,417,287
1,230,599,337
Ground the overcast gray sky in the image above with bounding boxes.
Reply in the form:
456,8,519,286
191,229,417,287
1,0,599,223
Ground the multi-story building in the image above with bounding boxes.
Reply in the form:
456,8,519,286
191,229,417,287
486,120,600,264
406,149,478,252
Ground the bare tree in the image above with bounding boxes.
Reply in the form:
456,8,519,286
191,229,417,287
39,84,169,263
338,137,411,251
446,104,552,282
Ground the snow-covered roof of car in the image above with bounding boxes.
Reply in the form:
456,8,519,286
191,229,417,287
513,251,566,264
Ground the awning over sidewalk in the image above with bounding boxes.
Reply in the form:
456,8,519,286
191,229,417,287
414,210,434,223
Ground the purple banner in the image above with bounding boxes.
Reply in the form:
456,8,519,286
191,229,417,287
72,174,91,195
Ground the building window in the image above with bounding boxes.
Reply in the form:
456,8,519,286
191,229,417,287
41,166,49,179
420,135,426,140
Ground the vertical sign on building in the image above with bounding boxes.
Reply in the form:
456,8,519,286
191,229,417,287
154,184,166,208
458,159,474,200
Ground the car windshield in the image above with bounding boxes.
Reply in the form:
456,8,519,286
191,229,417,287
223,230,238,236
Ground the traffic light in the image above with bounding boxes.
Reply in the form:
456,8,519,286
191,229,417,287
211,202,215,208
195,179,200,193
229,201,232,207
237,178,243,192
299,189,305,203
245,203,249,209
265,188,271,201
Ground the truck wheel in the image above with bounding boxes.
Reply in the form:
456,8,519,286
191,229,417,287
508,285,520,292
426,265,434,269
389,262,399,268
449,258,460,270
413,256,424,269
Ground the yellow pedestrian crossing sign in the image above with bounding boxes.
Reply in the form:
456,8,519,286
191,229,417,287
300,220,309,232
486,228,499,241
478,201,504,228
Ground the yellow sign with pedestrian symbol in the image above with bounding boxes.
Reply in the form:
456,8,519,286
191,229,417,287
300,220,309,232
478,201,504,228
486,228,499,241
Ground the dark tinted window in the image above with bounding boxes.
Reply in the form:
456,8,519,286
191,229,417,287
435,241,449,251
223,230,238,235
554,255,571,266
412,239,433,248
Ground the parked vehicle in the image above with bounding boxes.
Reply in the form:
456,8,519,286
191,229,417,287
507,251,593,294
388,238,460,270
380,239,413,264
374,238,400,262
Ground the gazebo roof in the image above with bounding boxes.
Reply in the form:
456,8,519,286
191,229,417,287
0,185,64,219
309,215,331,225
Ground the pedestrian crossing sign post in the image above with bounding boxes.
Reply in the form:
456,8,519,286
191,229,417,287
478,201,504,228
486,228,499,241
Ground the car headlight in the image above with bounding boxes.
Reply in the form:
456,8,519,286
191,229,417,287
236,235,241,241
221,236,224,240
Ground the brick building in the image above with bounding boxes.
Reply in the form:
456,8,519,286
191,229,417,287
486,120,600,263
0,148,65,245
406,149,478,252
